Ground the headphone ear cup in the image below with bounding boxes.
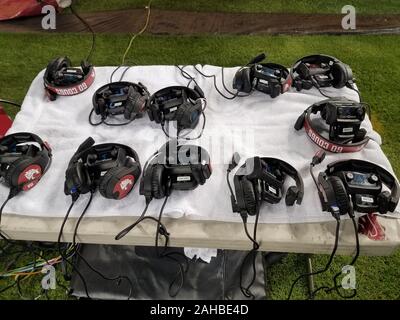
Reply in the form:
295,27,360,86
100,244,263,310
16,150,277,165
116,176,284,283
331,63,348,88
242,68,252,93
47,57,70,81
124,88,147,120
353,128,367,142
81,60,91,75
302,80,313,90
241,179,257,216
270,81,281,98
99,167,138,200
151,165,166,199
285,186,299,206
377,191,391,214
75,162,91,194
5,158,43,191
328,176,349,214
233,67,252,93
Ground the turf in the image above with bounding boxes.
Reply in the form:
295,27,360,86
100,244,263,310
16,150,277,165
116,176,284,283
0,32,399,300
72,0,400,15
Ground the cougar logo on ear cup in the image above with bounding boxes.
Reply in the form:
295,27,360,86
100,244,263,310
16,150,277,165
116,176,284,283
99,167,137,200
7,161,43,191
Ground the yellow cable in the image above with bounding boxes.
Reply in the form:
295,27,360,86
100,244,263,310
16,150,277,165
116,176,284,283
121,0,153,65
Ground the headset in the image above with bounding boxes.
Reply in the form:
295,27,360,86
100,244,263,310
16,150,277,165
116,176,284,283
62,137,139,299
139,140,212,204
310,151,399,219
291,54,354,92
43,57,96,101
227,154,304,217
147,86,206,139
64,137,141,201
294,98,370,153
116,140,211,297
0,132,52,196
226,153,303,298
233,53,292,98
288,151,363,300
90,81,150,126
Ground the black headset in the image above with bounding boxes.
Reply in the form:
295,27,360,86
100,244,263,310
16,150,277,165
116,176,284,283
310,151,399,218
147,85,206,137
233,53,292,98
44,57,95,101
140,140,212,203
227,154,304,217
291,54,354,92
91,81,150,125
64,137,141,200
0,132,52,195
294,97,370,153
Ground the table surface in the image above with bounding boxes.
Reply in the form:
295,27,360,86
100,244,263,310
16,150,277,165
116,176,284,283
2,213,400,256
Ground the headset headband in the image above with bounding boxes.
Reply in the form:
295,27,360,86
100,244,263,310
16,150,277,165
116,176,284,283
235,156,303,203
148,141,210,168
254,63,292,93
0,132,51,154
326,159,400,210
94,81,149,98
69,138,140,169
44,57,95,96
296,104,370,153
151,85,204,103
261,157,304,203
291,54,339,72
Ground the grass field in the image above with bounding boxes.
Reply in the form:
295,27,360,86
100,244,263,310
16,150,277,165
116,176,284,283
0,31,399,299
72,0,400,15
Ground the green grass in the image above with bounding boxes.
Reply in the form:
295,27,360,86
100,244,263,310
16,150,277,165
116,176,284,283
0,243,72,300
72,0,400,15
0,32,399,300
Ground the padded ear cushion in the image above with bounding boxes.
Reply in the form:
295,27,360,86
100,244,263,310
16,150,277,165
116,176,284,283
151,165,166,199
124,88,147,120
69,162,91,195
99,167,138,199
80,60,91,75
241,68,252,93
5,158,44,191
285,186,299,206
233,67,252,93
48,57,71,81
328,176,349,214
241,178,257,215
331,63,348,88
377,191,391,214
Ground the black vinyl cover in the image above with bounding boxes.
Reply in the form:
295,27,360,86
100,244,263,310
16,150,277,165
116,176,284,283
70,244,266,300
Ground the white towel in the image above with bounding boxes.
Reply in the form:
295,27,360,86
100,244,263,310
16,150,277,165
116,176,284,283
3,65,399,224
